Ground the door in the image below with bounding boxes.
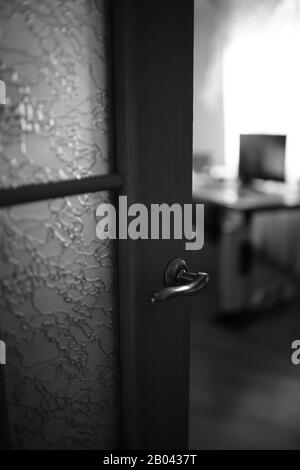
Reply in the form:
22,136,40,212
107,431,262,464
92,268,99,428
0,0,197,450
113,0,196,449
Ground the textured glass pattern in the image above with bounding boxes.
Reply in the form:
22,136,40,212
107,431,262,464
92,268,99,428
0,192,121,450
0,0,114,188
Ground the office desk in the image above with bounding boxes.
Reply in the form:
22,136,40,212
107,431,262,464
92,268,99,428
193,174,300,214
193,174,300,313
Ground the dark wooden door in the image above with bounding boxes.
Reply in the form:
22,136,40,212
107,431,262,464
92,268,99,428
113,0,195,449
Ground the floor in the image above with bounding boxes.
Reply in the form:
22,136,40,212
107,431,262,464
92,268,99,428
189,244,300,450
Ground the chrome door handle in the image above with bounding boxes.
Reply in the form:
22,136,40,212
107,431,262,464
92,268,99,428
150,258,209,303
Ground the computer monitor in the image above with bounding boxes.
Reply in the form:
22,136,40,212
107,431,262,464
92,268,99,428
239,134,286,184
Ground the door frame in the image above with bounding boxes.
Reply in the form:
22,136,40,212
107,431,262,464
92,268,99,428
112,0,194,449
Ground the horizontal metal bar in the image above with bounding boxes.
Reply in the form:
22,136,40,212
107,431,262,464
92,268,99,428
0,173,123,208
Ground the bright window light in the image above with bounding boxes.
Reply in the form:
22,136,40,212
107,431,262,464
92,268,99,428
222,0,300,184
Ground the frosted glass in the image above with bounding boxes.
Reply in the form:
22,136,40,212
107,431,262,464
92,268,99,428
0,192,121,449
0,0,114,188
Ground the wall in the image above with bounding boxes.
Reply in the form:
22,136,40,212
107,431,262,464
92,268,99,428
0,0,121,449
193,0,225,166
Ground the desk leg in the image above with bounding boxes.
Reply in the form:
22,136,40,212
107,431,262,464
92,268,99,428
219,211,253,313
0,367,10,449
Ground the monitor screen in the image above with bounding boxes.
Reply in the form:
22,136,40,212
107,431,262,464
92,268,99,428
239,134,286,183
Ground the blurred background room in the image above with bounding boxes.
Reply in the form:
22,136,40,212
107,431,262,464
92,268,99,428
190,0,300,450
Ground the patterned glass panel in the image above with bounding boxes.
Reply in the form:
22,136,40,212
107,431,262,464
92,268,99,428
0,0,114,188
0,192,121,450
